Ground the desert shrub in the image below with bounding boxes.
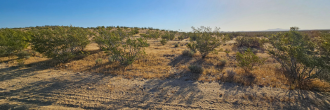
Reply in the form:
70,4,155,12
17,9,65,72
178,35,184,41
189,33,199,41
31,26,91,62
226,69,236,80
187,26,225,58
149,31,160,39
0,29,31,57
182,49,195,57
174,43,179,47
144,30,160,39
268,27,329,85
236,48,266,72
95,58,103,64
110,38,149,65
131,28,139,34
95,29,149,66
160,39,168,45
224,49,230,55
140,34,149,38
236,36,266,48
313,33,330,82
15,50,31,67
161,32,175,40
189,65,203,74
217,59,227,67
186,43,197,52
94,28,129,50
108,56,116,63
16,50,31,59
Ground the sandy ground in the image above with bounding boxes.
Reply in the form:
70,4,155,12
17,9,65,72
1,61,330,110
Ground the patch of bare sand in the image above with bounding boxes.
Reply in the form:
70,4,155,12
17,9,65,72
1,63,330,110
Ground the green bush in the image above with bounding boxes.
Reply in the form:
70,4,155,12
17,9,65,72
0,29,31,57
188,65,203,74
178,35,184,41
235,37,266,48
236,48,266,72
187,26,225,58
160,39,168,45
268,27,328,84
95,29,149,66
161,32,175,40
174,43,179,47
31,26,91,62
131,28,139,34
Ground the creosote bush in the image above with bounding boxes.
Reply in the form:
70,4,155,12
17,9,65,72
31,26,91,62
160,39,168,45
268,27,329,86
0,28,31,57
236,48,266,72
95,29,149,66
236,36,267,48
187,26,226,58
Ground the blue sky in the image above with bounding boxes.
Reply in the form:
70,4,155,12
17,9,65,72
0,0,329,31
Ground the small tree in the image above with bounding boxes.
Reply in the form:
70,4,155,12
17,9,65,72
187,26,225,58
268,27,327,84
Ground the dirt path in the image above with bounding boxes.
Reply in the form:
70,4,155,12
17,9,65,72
1,62,330,110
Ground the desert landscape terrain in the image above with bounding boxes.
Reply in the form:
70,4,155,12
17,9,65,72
1,27,330,110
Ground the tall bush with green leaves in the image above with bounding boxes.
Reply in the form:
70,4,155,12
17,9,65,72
161,32,175,40
31,26,91,62
187,26,225,58
268,27,328,84
94,29,149,66
0,29,31,57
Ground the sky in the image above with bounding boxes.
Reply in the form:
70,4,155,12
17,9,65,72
0,0,329,32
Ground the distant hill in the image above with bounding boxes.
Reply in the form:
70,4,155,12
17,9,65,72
262,28,289,31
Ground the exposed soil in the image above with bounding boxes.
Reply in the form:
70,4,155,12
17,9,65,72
1,62,330,110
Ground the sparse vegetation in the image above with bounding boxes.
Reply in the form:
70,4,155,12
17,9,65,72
1,25,329,94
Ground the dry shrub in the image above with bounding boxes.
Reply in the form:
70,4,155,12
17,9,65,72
182,49,195,57
188,65,203,74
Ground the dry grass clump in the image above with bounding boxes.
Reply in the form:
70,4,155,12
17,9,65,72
188,65,203,74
